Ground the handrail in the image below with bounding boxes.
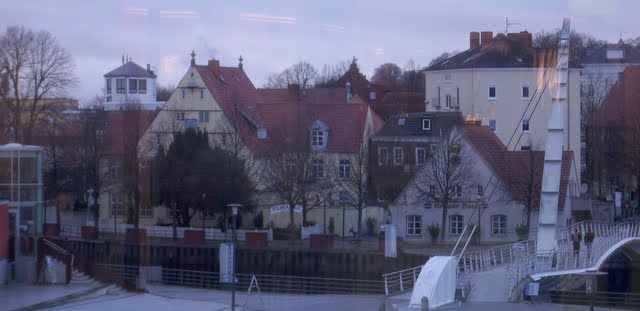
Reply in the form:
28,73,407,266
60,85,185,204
456,224,476,259
40,238,75,283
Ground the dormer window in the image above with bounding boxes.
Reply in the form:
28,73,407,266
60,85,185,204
310,121,329,151
422,119,431,130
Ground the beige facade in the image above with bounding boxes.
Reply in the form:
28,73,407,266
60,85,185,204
425,67,581,183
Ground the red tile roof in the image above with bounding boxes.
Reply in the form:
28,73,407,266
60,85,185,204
460,124,574,209
102,110,156,156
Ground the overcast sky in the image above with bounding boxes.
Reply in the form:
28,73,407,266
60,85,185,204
1,0,638,103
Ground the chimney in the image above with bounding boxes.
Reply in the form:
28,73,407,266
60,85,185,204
208,58,220,76
507,31,533,49
480,31,493,46
146,64,151,71
470,32,480,49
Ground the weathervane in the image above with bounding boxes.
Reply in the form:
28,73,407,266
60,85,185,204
239,55,243,69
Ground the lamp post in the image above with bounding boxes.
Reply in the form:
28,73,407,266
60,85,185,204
226,203,242,311
86,188,94,226
577,270,608,311
201,193,206,233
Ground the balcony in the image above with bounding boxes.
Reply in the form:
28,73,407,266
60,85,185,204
430,97,460,111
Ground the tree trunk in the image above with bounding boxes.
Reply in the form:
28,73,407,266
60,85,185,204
440,200,448,243
93,192,100,232
526,204,532,239
289,204,295,242
357,202,363,234
133,187,140,229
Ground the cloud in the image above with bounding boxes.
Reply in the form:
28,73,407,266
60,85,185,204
320,23,345,33
126,6,149,16
375,48,384,55
239,12,296,24
159,10,200,20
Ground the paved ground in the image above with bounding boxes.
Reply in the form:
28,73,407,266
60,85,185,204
1,283,99,310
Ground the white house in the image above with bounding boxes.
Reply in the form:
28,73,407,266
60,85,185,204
425,31,581,183
103,60,164,110
391,124,579,243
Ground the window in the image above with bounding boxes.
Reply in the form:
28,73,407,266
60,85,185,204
407,215,422,235
139,79,147,94
488,86,496,100
378,147,388,165
140,205,152,218
521,145,531,151
198,111,209,123
491,215,507,235
312,159,324,178
444,74,452,81
477,185,483,196
106,96,112,102
116,78,125,93
393,147,404,165
455,186,462,197
338,191,352,205
110,193,123,217
181,89,185,98
176,112,185,121
445,94,452,108
415,147,426,165
108,160,118,181
422,119,431,130
521,86,530,99
522,118,530,131
106,79,112,94
398,117,405,125
311,128,324,147
369,92,376,100
489,119,496,131
449,215,463,235
338,159,350,178
129,78,137,93
200,89,204,99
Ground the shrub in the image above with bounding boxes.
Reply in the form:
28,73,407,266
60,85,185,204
303,220,316,227
365,217,377,236
427,223,440,240
515,223,528,238
585,231,595,244
252,213,264,229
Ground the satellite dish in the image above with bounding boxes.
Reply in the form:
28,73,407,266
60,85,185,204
580,183,588,194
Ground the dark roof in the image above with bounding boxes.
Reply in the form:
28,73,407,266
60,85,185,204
104,61,157,78
375,111,462,136
427,33,573,70
102,110,156,156
583,42,640,64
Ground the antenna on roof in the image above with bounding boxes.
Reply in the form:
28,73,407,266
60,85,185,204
505,17,520,33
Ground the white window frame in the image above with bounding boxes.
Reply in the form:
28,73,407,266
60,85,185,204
449,215,464,235
140,204,153,218
312,159,324,178
129,78,138,94
116,78,125,94
491,215,507,235
415,147,426,165
110,193,123,217
422,119,431,130
407,215,422,236
522,118,530,132
521,85,530,100
311,128,324,147
488,86,497,100
199,111,210,123
393,147,404,165
338,159,350,178
445,94,452,109
378,147,388,165
139,79,147,94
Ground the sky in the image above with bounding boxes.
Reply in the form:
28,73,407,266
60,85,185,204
0,0,638,104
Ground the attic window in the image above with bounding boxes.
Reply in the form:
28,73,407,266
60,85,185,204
310,121,329,151
607,49,624,59
444,74,452,81
257,128,267,139
422,119,431,130
369,92,376,100
398,118,406,125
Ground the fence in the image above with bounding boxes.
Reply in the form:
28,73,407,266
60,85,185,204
545,290,640,309
60,223,273,241
97,263,385,295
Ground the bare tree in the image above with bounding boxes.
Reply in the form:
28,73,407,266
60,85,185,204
581,69,614,130
0,26,76,143
415,129,477,242
265,62,318,89
533,30,605,65
315,59,351,88
371,63,402,90
334,141,370,234
156,84,175,102
400,60,426,92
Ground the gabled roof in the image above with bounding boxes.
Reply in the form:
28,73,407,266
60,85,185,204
102,110,156,156
372,92,426,120
104,61,157,78
583,41,640,64
459,125,574,209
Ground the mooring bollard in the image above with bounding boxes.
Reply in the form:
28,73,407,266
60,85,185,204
421,296,429,311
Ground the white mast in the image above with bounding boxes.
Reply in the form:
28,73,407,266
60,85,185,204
536,18,570,253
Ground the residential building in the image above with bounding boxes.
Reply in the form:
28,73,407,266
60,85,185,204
102,60,164,111
391,124,578,243
369,111,463,209
586,65,640,213
425,31,581,181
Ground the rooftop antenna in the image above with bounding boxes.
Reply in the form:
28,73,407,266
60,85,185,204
505,17,520,33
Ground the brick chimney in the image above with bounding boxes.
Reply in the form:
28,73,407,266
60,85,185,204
507,31,533,49
480,31,493,46
470,32,480,49
208,58,220,76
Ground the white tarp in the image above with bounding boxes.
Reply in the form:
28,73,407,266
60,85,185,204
409,256,457,309
270,204,302,214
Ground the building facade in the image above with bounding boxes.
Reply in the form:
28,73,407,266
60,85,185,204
103,61,163,111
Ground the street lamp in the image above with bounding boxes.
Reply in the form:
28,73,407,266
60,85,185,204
201,193,206,233
86,188,94,226
226,203,242,311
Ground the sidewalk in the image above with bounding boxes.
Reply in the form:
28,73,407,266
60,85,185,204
1,283,101,310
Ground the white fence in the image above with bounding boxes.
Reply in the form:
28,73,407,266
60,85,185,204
60,223,273,241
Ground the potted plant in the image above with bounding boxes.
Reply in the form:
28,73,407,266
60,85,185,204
515,223,528,240
584,230,595,245
427,223,440,242
365,217,377,236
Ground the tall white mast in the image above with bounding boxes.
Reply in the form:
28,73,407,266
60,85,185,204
536,18,570,253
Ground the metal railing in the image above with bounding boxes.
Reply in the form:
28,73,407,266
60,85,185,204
507,221,640,300
97,263,385,295
382,265,422,295
545,290,640,309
